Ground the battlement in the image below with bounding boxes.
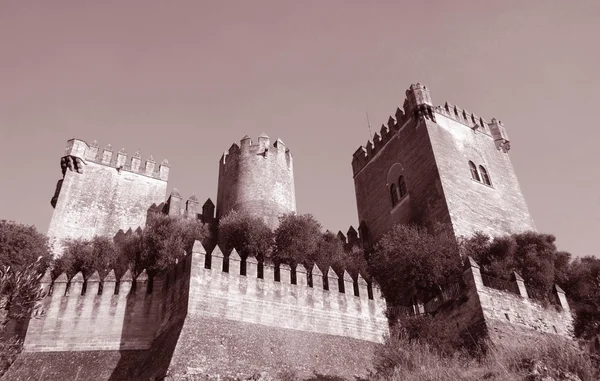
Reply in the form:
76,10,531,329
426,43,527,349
351,83,511,177
163,189,215,224
62,138,169,181
219,133,292,172
388,258,573,342
24,240,388,354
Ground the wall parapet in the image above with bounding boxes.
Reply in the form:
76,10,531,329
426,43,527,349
24,239,388,353
62,139,169,181
219,134,292,174
352,83,511,177
186,240,389,343
388,258,574,339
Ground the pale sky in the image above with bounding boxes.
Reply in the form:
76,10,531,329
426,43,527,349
0,1,598,257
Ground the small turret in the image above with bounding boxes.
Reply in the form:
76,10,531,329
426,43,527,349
167,189,183,217
202,198,215,223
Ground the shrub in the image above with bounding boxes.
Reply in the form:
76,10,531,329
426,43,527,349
0,220,51,271
117,213,211,276
372,327,598,381
54,236,118,279
368,223,462,305
218,210,274,261
273,213,322,266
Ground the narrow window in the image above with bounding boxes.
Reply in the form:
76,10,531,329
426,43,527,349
398,175,407,199
390,183,399,206
469,161,480,181
479,165,491,186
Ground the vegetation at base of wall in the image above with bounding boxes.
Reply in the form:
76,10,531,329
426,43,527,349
0,336,22,379
370,326,599,381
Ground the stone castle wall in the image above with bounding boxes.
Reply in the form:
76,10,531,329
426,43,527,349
217,134,296,229
23,257,190,352
13,241,388,380
392,259,574,347
166,243,388,379
47,139,169,255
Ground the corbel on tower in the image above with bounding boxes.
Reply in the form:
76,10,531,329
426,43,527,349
489,118,511,153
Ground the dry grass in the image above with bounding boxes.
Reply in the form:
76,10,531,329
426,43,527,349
370,331,598,381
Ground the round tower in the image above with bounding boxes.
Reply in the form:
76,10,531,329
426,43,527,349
216,133,296,229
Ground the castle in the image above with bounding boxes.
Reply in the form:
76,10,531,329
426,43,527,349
4,83,573,380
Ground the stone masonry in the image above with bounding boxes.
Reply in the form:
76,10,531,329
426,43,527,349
4,82,575,380
47,139,169,255
5,241,388,380
352,83,536,244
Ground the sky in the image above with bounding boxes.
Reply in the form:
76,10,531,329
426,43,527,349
0,1,598,257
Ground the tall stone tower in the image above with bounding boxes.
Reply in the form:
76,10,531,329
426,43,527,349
216,133,296,229
47,139,169,255
352,83,536,247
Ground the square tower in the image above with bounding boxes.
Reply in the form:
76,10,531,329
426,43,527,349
352,83,536,247
47,139,170,255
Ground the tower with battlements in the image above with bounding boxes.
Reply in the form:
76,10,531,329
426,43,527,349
47,139,170,255
216,133,296,229
352,83,536,247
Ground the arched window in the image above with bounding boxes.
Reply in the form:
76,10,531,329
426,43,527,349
479,165,491,186
398,175,407,199
469,161,480,181
390,183,399,206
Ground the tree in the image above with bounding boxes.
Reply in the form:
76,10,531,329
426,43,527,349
119,213,211,276
563,256,600,340
218,210,274,261
53,236,118,279
0,220,51,270
461,231,566,294
273,213,322,266
0,259,47,378
368,223,462,305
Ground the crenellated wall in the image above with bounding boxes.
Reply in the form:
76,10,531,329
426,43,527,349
23,257,191,353
47,139,169,255
183,241,387,343
389,258,574,348
18,240,388,379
